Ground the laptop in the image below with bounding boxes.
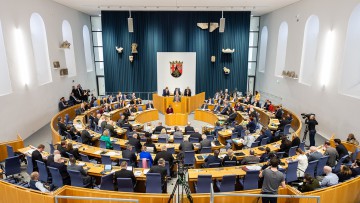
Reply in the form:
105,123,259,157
103,164,112,172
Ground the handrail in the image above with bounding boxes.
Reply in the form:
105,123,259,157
55,195,139,203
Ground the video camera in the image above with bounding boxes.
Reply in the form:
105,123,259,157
301,113,315,120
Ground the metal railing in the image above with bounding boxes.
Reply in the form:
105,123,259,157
209,183,320,203
103,91,157,101
55,195,139,203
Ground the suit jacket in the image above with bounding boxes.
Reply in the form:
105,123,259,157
200,139,211,149
336,144,349,160
307,151,323,162
291,137,301,147
190,132,202,142
153,126,165,134
58,102,67,111
67,164,87,177
122,123,133,132
149,165,167,183
200,104,208,110
325,147,339,167
241,155,260,165
57,145,68,158
122,149,137,166
81,130,93,145
222,155,237,165
100,121,107,131
213,105,220,113
58,122,67,136
185,126,195,134
49,162,70,185
146,103,154,109
115,169,136,186
179,141,194,152
154,151,174,166
184,89,191,96
105,124,116,137
31,150,44,171
228,112,238,122
246,120,257,133
275,109,284,119
128,137,142,153
220,106,228,115
204,155,221,167
162,89,170,97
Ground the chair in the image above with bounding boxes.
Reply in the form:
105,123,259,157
26,156,33,175
250,141,259,148
226,132,239,145
138,106,143,111
48,142,55,154
206,135,215,141
6,145,15,158
240,129,246,138
138,159,150,168
174,137,184,143
119,158,130,165
158,137,167,143
36,160,49,183
99,173,114,191
216,175,236,192
351,148,360,162
333,155,349,173
304,160,318,178
165,161,171,177
66,152,74,159
146,173,162,193
276,152,285,159
184,151,195,166
283,124,291,135
4,156,21,181
167,147,175,154
239,170,260,190
113,143,122,151
299,142,305,152
288,146,298,157
101,155,117,166
68,170,92,188
194,175,212,193
223,161,237,167
208,163,221,168
189,137,199,143
261,137,270,146
48,166,63,187
76,136,82,143
285,160,299,183
99,140,107,149
316,156,329,176
200,147,212,153
117,178,134,192
65,114,73,126
80,153,90,162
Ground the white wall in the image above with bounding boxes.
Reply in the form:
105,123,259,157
256,0,360,140
0,0,96,142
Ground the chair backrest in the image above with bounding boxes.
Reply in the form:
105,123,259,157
220,175,236,192
138,159,150,168
231,132,238,139
5,156,21,176
140,137,147,142
48,143,55,154
316,156,329,176
250,141,259,148
36,160,49,182
119,158,130,165
6,145,15,158
113,143,122,151
67,169,84,187
65,132,72,140
196,175,212,193
243,170,260,190
261,137,270,146
352,148,360,162
165,161,171,177
117,178,134,192
184,151,195,165
76,136,82,143
305,160,318,178
240,130,246,138
286,160,299,183
208,163,221,168
146,173,162,193
80,153,90,162
283,124,291,135
333,155,349,173
206,135,214,141
167,147,175,154
158,137,167,143
100,173,114,191
138,106,143,111
48,166,63,187
174,137,184,143
26,156,33,175
200,147,212,154
189,137,199,143
101,155,113,165
224,161,237,167
299,142,305,152
288,146,298,157
276,152,285,159
66,152,75,159
99,140,107,149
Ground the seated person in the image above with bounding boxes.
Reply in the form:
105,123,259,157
204,150,221,168
207,97,214,104
241,149,260,165
324,141,339,167
81,126,93,145
179,137,194,152
49,154,70,185
154,146,174,170
351,159,360,177
307,146,323,162
143,122,152,133
66,142,80,160
149,158,167,193
153,122,166,134
200,101,208,110
58,97,69,111
300,174,320,192
57,117,68,137
184,87,191,96
212,103,221,113
114,161,137,189
162,87,170,96
185,122,195,134
158,129,170,143
320,166,339,187
173,126,183,138
122,145,137,167
347,133,359,145
190,128,202,142
279,136,292,157
144,137,157,153
275,105,284,120
166,105,174,114
130,105,138,113
337,165,352,182
68,127,80,140
200,134,211,149
225,108,237,125
259,147,271,162
173,94,181,102
47,150,60,166
128,133,142,153
146,101,154,109
246,117,256,133
278,116,291,132
105,120,117,137
121,119,133,132
243,130,255,148
291,134,301,147
57,141,68,158
173,88,181,96
69,92,81,105
67,157,92,186
334,138,349,160
139,146,153,167
222,149,237,165
99,130,113,149
29,172,50,192
296,148,308,178
255,128,269,144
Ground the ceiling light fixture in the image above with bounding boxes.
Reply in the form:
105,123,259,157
128,10,134,33
219,10,225,33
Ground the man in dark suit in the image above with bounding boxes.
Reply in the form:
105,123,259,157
241,149,260,165
173,88,181,96
67,157,92,186
105,121,117,137
69,92,81,105
114,161,137,188
184,87,191,96
334,139,349,160
220,104,229,115
213,103,221,113
218,97,224,106
207,97,214,104
31,144,46,172
225,108,237,125
49,154,70,185
81,126,93,145
153,122,166,134
190,129,202,142
204,150,221,168
146,101,154,109
200,101,208,110
57,117,68,137
121,119,133,132
57,141,68,158
179,137,194,152
278,117,291,132
58,97,69,111
149,158,167,192
128,134,142,153
154,146,174,168
200,135,211,149
275,105,284,120
184,122,195,134
122,145,137,167
162,87,170,97
100,118,108,132
47,150,60,166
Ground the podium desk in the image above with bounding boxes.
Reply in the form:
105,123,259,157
165,113,188,126
153,92,205,114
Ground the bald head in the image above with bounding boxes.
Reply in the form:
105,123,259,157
309,146,317,152
53,150,60,155
324,166,332,174
161,145,167,151
202,134,207,140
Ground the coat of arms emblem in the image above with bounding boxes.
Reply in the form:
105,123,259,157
170,61,183,78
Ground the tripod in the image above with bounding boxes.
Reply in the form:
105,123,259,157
168,171,193,203
302,123,309,147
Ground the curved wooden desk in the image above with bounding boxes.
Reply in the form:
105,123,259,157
134,109,159,124
165,113,188,126
194,110,219,125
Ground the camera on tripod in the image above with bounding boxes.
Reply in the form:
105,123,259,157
301,113,315,120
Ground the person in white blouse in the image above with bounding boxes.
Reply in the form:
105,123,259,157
243,130,255,148
30,172,50,192
144,122,152,133
296,148,309,178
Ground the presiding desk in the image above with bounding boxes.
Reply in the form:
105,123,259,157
153,92,205,114
165,113,188,126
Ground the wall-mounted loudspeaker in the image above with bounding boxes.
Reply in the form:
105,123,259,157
219,18,225,33
128,18,134,32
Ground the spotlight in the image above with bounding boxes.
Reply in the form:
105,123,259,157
219,11,225,33
128,11,134,33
